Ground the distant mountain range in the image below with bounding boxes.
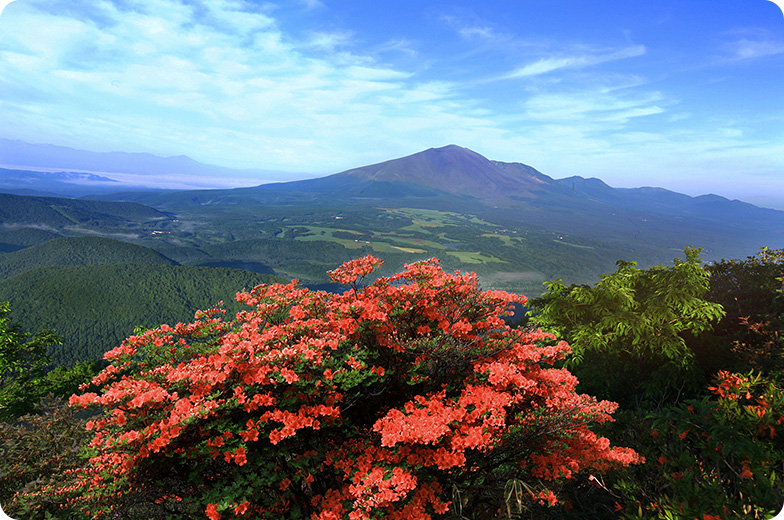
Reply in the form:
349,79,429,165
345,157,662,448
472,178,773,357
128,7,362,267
0,138,300,194
261,144,772,217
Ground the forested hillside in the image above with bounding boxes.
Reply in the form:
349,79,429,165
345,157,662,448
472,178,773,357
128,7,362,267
0,236,177,280
0,227,62,252
0,193,169,226
0,264,283,365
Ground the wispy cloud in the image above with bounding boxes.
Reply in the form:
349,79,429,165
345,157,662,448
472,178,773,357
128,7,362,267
729,37,784,59
373,38,419,58
305,30,354,52
440,14,513,44
501,45,646,79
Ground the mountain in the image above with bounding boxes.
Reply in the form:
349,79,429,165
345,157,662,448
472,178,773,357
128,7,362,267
0,138,250,177
81,144,784,263
0,167,130,198
333,144,553,202
4,144,783,296
241,145,558,207
109,145,553,208
557,176,782,224
66,142,779,221
246,145,784,235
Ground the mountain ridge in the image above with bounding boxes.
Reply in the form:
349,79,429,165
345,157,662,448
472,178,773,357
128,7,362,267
245,144,773,223
0,138,262,176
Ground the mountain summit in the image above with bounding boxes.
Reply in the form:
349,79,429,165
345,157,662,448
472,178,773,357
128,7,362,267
335,145,552,202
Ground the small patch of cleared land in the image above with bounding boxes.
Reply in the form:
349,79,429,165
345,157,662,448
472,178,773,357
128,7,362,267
445,251,504,264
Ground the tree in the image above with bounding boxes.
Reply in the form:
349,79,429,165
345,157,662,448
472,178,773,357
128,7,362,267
706,247,784,375
59,256,640,520
529,247,725,407
0,301,63,420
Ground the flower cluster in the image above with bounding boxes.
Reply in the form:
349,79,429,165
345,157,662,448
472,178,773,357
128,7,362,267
63,256,640,519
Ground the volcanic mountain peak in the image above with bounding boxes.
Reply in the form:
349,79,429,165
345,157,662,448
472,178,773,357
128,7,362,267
337,145,553,201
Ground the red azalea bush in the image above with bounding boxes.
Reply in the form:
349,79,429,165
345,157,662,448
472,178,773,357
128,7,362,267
60,256,640,519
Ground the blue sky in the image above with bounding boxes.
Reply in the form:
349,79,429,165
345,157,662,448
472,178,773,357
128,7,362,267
0,0,783,207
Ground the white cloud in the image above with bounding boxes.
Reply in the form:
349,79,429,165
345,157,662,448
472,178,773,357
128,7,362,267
2,0,461,169
520,88,665,125
373,38,419,58
458,25,500,40
305,30,354,52
439,13,515,47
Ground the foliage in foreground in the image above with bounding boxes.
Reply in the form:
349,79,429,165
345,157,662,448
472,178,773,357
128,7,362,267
602,370,784,520
51,256,641,519
0,300,66,421
529,246,725,407
611,248,784,519
5,247,783,519
707,247,784,376
0,395,92,518
524,247,784,519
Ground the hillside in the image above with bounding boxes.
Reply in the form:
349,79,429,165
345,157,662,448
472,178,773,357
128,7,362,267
0,236,177,280
0,193,171,228
0,264,285,366
0,227,62,252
